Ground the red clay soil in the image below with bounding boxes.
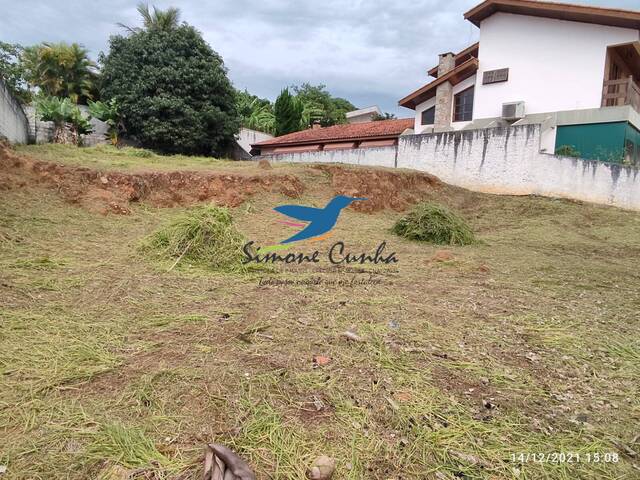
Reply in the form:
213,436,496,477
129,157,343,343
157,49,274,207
0,142,304,215
0,141,443,214
313,164,442,212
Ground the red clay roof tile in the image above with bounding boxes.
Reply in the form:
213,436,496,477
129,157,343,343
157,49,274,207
253,118,414,147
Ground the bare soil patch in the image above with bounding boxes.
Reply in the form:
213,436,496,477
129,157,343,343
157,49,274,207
313,163,442,212
1,143,447,215
0,142,304,214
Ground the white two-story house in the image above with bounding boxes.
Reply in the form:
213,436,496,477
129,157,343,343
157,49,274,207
399,0,640,164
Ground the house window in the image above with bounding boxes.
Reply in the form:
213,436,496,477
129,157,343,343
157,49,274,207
421,107,435,125
454,86,474,122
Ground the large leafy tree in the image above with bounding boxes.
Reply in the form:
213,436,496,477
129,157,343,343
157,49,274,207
100,6,240,155
22,42,98,104
0,42,31,103
274,88,303,136
292,83,356,127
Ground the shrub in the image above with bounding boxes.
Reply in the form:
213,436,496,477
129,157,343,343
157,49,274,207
87,98,121,145
555,145,581,158
392,202,475,245
141,206,246,271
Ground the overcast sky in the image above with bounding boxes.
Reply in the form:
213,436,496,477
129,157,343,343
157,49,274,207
1,0,638,116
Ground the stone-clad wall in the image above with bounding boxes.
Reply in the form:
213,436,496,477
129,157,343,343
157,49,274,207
23,105,109,146
259,124,640,211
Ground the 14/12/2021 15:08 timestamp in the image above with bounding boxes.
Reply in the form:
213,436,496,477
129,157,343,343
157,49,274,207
511,452,620,464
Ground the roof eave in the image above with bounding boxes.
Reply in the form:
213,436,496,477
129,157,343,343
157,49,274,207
464,0,640,30
252,133,404,149
399,58,479,110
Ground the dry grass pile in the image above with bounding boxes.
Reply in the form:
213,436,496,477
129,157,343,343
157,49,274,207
141,205,247,271
392,201,475,245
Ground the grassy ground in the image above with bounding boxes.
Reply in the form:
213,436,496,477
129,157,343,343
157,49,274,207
14,144,263,172
1,146,640,479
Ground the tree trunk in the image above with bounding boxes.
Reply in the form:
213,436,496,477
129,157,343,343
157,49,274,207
52,123,75,145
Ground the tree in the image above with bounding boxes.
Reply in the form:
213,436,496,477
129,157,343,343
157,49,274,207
22,42,97,104
0,42,31,103
100,19,239,155
274,88,303,136
118,3,181,33
292,83,356,127
372,112,397,121
236,90,276,134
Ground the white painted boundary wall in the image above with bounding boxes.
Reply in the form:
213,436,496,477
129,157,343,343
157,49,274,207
399,125,640,210
262,124,640,211
236,127,273,155
261,145,398,169
0,79,29,144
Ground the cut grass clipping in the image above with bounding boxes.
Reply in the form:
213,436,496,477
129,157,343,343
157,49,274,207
392,201,475,245
141,205,247,271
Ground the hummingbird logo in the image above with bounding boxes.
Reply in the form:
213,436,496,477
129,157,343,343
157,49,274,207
261,195,367,252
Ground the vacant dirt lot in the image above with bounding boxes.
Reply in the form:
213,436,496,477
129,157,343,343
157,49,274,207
1,144,639,479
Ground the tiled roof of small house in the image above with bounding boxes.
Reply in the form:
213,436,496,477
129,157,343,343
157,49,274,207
252,118,414,147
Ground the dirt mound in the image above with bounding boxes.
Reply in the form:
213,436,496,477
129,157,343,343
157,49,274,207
314,164,441,213
0,142,304,215
1,141,445,215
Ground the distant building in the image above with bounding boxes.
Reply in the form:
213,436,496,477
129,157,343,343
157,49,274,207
233,127,274,159
251,118,413,155
345,106,383,124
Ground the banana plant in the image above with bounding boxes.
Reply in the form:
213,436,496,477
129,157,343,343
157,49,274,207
88,98,122,145
35,96,93,145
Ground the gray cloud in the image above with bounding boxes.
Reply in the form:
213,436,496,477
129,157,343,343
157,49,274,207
1,0,638,115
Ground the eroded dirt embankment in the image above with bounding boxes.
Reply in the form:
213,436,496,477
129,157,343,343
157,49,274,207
312,164,441,213
0,142,442,214
0,143,304,214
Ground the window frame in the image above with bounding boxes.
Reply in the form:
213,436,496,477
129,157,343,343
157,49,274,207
453,86,475,123
421,106,435,126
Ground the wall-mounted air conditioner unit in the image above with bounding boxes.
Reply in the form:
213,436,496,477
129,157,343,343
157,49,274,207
502,101,525,120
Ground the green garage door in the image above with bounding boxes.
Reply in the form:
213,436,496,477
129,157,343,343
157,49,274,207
555,122,627,163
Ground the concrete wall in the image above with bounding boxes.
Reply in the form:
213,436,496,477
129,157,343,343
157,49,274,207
23,105,109,146
474,13,639,120
398,125,640,210
262,124,640,211
260,145,397,168
0,79,29,144
236,127,273,156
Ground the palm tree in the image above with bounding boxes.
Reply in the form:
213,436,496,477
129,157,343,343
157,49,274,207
118,3,181,33
22,42,97,104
